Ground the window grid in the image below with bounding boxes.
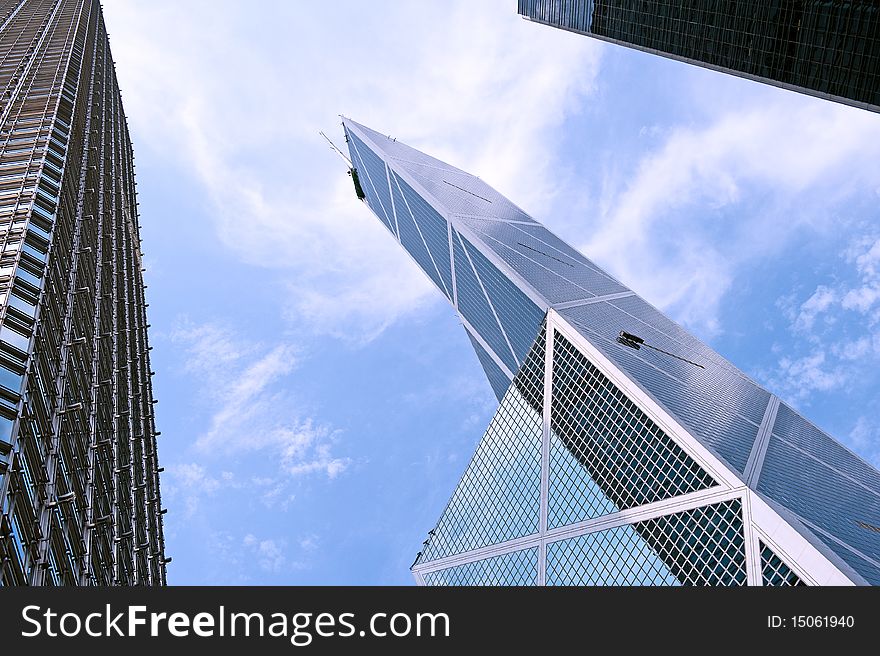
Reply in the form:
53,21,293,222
546,498,747,585
393,172,454,296
422,547,538,586
461,234,546,364
346,131,395,234
451,228,518,373
757,435,880,585
466,331,512,402
560,298,768,475
760,541,806,586
549,331,716,528
459,215,628,304
0,0,165,586
402,162,536,224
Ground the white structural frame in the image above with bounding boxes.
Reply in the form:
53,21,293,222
411,311,858,586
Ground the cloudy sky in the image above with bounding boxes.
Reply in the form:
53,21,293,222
101,0,880,584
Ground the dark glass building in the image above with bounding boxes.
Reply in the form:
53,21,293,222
342,117,880,585
518,0,880,113
0,0,166,585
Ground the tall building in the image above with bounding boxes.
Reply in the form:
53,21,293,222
342,117,880,586
0,0,166,585
518,1,879,113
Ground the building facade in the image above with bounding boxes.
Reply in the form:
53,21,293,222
0,0,166,585
342,117,880,585
518,0,879,113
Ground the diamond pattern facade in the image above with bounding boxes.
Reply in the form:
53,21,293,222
423,547,538,586
549,331,717,528
546,499,747,586
760,541,806,587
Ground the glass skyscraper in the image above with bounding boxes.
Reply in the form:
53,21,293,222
342,117,880,586
518,1,879,113
0,0,166,585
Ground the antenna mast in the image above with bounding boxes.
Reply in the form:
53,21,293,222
319,130,352,167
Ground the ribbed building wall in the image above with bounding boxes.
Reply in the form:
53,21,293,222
0,0,166,586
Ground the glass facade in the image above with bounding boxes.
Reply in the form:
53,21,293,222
423,547,538,586
417,380,541,561
0,0,165,586
344,118,880,585
519,0,880,113
549,331,717,528
415,329,545,565
546,499,747,586
760,541,805,586
559,296,769,475
451,228,519,374
466,331,512,402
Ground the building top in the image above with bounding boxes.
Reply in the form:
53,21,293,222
342,117,880,585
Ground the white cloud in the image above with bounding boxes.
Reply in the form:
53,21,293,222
171,321,254,377
787,236,880,332
840,236,880,314
242,534,289,573
832,336,876,361
848,417,880,469
171,319,349,481
299,535,319,552
578,98,880,337
274,423,349,479
102,0,602,342
196,343,297,450
767,234,880,405
794,286,838,333
258,483,296,511
173,463,220,493
768,351,847,402
164,462,221,518
240,532,317,575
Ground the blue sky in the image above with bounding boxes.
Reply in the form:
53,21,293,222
100,1,880,584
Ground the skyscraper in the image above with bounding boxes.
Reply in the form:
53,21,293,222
0,0,166,585
518,1,879,113
342,117,880,586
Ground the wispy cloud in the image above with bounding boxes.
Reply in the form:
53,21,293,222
791,286,838,333
195,344,297,450
242,534,291,574
578,98,880,337
103,0,602,342
171,319,349,479
765,234,880,403
767,350,847,402
164,462,221,518
171,321,255,376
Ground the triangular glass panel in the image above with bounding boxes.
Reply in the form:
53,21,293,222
452,229,517,373
392,172,453,296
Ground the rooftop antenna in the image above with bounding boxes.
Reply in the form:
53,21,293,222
319,130,352,167
320,129,365,200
